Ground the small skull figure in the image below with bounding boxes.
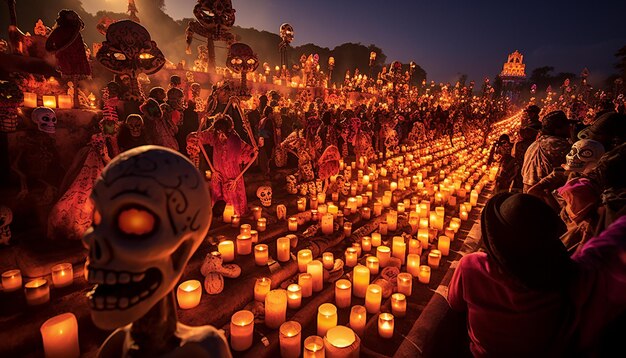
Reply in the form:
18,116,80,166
279,23,294,44
84,146,229,356
0,206,12,245
32,107,57,134
564,139,605,173
0,80,24,132
256,185,272,207
285,175,298,195
201,251,241,294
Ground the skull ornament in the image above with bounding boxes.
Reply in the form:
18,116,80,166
226,43,259,74
125,114,144,137
279,23,294,44
564,139,605,173
256,185,272,207
83,146,212,330
286,175,298,195
193,0,235,29
0,206,12,245
32,107,57,134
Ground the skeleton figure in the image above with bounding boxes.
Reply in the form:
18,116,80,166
0,206,13,245
117,114,148,153
563,139,605,173
256,185,272,207
97,20,165,102
0,80,24,132
185,0,236,70
84,146,230,357
226,42,258,97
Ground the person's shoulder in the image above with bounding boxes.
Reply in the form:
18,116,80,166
458,252,488,270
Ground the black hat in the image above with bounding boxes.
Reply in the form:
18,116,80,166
541,110,569,133
481,193,571,291
577,112,626,148
525,105,541,114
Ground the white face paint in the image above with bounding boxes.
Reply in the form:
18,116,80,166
256,185,273,207
83,146,212,330
32,107,57,134
564,139,604,173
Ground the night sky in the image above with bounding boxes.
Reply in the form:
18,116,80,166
83,0,626,85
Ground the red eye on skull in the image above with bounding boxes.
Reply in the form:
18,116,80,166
118,207,156,236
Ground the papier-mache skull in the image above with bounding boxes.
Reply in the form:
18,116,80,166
563,139,605,173
226,43,259,74
83,146,212,330
125,114,144,137
285,175,298,194
32,107,57,134
0,206,12,245
257,185,272,207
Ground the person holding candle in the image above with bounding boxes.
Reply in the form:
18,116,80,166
448,192,626,357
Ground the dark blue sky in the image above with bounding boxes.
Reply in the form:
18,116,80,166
84,0,626,85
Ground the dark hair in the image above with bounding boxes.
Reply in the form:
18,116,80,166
213,115,233,134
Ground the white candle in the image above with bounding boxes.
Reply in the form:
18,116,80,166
287,284,302,309
418,265,431,284
231,214,241,228
361,207,371,220
417,228,429,249
366,256,379,275
277,237,291,262
365,284,382,314
352,265,370,298
321,213,334,235
344,247,358,267
240,224,252,236
265,289,288,329
288,217,298,231
230,310,254,351
392,236,406,265
236,234,252,255
57,94,73,109
254,244,268,266
51,263,73,288
250,230,258,244
322,252,334,270
407,254,421,276
397,272,413,296
310,197,319,210
2,269,22,292
40,313,80,358
391,293,407,317
223,204,235,223
25,278,50,305
304,336,325,358
386,210,398,231
176,279,202,309
343,222,352,236
42,95,56,108
298,249,313,272
317,303,338,337
307,260,324,292
373,202,383,216
379,221,388,235
361,237,372,252
371,232,382,247
297,198,306,212
252,206,262,220
324,326,358,357
254,277,271,302
257,217,267,231
349,305,367,337
299,273,313,297
376,246,391,268
470,190,478,206
428,249,442,268
23,92,37,108
438,236,450,256
280,321,302,358
334,279,352,308
378,313,394,339
217,241,235,263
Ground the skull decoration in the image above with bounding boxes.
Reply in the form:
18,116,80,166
307,181,318,199
0,206,12,245
83,146,212,330
256,185,272,207
226,43,259,74
286,175,298,195
125,114,144,137
279,23,294,44
564,139,605,173
193,0,236,30
299,161,315,182
298,183,309,196
32,107,57,134
341,182,351,196
276,204,287,221
201,251,241,294
0,80,24,132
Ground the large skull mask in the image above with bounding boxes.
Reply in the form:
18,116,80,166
256,185,272,207
226,43,259,74
564,139,605,173
32,107,57,134
125,115,144,137
194,0,235,28
83,146,212,330
0,206,12,245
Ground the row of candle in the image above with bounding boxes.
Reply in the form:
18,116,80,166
2,263,74,306
22,92,75,109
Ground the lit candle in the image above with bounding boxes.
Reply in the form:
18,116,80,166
312,209,320,221
418,228,429,249
257,217,267,231
470,190,478,206
386,210,398,231
397,202,405,213
361,237,372,252
317,303,338,336
379,221,388,235
57,94,72,109
352,265,370,298
218,241,235,263
392,236,406,265
366,256,379,275
334,279,352,308
236,234,252,255
252,206,262,220
373,202,383,216
223,204,235,223
343,222,352,236
322,252,334,270
391,293,407,317
317,192,326,204
254,277,271,302
428,249,442,268
240,224,252,236
254,244,268,266
231,214,241,228
438,236,450,256
376,246,391,268
287,234,298,248
460,210,468,221
40,313,80,358
356,195,363,208
365,284,382,314
23,92,37,108
321,213,334,235
371,232,382,247
450,217,461,233
230,310,254,351
304,336,325,358
265,289,288,329
324,326,359,357
307,260,324,292
288,217,298,231
280,321,302,358
408,238,421,256
378,313,394,339
419,217,429,229
42,95,57,108
397,272,413,296
328,203,338,217
407,254,421,276
297,198,306,212
344,247,358,267
25,278,50,305
287,284,302,309
349,305,367,337
310,197,318,210
299,273,313,298
177,279,202,309
2,269,22,292
361,207,371,220
277,237,291,262
298,249,313,273
347,197,357,213
418,265,431,284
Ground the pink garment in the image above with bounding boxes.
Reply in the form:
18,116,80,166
448,215,626,356
556,177,599,223
199,130,254,216
156,105,180,150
